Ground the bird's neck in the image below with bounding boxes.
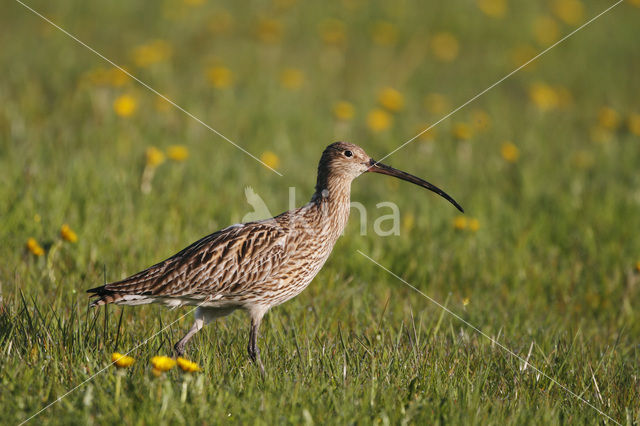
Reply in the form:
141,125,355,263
308,173,352,240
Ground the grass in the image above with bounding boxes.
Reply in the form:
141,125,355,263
1,0,640,423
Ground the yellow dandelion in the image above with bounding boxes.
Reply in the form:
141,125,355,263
462,297,470,306
597,107,620,130
424,93,450,115
476,0,507,18
377,87,404,112
452,122,472,140
333,101,355,121
60,224,78,243
551,0,584,26
34,214,41,223
113,94,137,117
629,0,640,7
371,21,398,46
260,151,280,170
367,109,392,132
146,146,165,167
430,32,459,63
528,82,559,111
318,19,347,47
280,68,304,90
628,113,640,136
453,216,468,230
206,66,234,89
468,218,480,232
26,238,45,256
255,18,283,44
635,261,640,273
208,10,235,35
111,352,135,368
402,213,415,233
533,16,559,45
177,357,201,373
509,44,538,70
470,109,491,132
131,40,173,68
151,355,176,372
166,145,189,162
501,142,519,163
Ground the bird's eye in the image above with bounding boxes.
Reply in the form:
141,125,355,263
344,150,353,157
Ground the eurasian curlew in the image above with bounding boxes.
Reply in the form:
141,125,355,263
88,142,463,373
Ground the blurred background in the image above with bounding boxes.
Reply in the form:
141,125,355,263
1,0,639,423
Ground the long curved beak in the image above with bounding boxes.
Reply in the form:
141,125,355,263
367,159,464,213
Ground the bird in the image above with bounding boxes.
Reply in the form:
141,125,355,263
88,142,463,373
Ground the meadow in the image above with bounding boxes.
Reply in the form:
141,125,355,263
1,0,639,423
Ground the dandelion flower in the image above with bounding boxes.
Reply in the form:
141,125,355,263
528,82,559,111
402,213,415,233
501,142,519,163
113,94,137,117
206,66,234,89
151,355,176,372
60,224,78,243
377,87,404,112
628,113,640,136
112,352,135,368
280,68,304,90
468,218,480,232
177,357,201,373
367,109,392,132
256,18,283,44
430,32,459,62
146,146,165,167
636,261,640,273
533,16,559,45
34,214,41,223
453,216,468,230
462,297,470,306
476,0,507,18
470,109,491,132
424,93,450,115
333,101,355,121
27,238,45,256
166,145,190,162
371,21,398,46
551,0,584,26
260,151,280,170
597,107,620,130
318,19,347,47
131,40,173,68
452,122,472,140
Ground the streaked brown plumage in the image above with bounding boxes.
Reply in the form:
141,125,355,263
88,142,462,373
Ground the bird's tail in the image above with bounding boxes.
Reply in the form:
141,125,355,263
87,285,124,307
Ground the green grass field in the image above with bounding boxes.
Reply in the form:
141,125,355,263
1,0,639,423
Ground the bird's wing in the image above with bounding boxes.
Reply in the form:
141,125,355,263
88,219,288,304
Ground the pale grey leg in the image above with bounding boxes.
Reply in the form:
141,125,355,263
174,306,234,357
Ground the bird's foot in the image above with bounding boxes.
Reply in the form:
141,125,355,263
173,341,185,358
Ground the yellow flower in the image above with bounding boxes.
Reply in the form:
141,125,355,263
468,218,480,232
60,224,78,243
151,355,176,372
402,213,415,233
177,357,201,373
146,146,165,167
255,18,283,44
501,142,519,163
551,0,584,26
430,32,459,62
280,68,304,90
166,145,189,162
528,82,559,111
453,216,468,230
367,109,392,132
629,113,640,136
34,214,41,223
371,21,398,46
113,94,137,117
533,16,559,45
476,0,507,18
112,352,135,368
462,297,470,306
318,19,347,47
206,66,234,89
424,93,450,115
27,238,44,256
260,151,280,170
636,261,640,273
208,10,235,35
333,101,355,121
509,44,538,71
597,107,620,130
470,109,491,132
452,122,472,140
131,40,173,68
377,87,404,112
629,0,640,7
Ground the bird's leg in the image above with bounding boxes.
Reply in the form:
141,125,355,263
174,316,204,357
247,317,265,376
